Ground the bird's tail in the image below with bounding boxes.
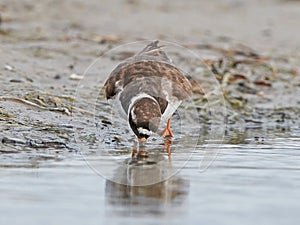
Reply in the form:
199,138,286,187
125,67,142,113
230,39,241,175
136,40,172,63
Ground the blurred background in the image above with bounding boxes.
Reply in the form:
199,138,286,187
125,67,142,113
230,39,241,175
1,0,300,52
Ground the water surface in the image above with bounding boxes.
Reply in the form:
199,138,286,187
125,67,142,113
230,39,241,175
1,127,299,225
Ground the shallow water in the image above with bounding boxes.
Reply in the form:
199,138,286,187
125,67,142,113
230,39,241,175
1,0,300,224
1,126,300,225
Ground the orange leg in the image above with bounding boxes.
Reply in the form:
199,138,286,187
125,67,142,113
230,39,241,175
164,139,172,156
161,118,174,138
132,149,148,158
131,138,148,158
131,148,138,158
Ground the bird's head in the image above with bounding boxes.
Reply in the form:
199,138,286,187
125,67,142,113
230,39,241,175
128,97,161,142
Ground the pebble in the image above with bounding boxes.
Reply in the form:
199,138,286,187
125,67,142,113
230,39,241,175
69,73,84,80
4,64,14,71
54,74,61,79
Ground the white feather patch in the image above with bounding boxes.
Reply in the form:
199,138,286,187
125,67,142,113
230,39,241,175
137,127,153,136
160,78,182,121
161,100,181,122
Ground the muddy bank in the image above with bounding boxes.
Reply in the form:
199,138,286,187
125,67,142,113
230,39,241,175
0,0,300,166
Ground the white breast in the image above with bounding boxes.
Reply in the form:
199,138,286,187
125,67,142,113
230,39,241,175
161,100,181,122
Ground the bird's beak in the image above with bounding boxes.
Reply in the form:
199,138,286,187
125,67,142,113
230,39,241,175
138,137,147,143
138,137,147,147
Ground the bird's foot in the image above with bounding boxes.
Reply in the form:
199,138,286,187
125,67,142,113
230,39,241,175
159,118,174,138
160,127,174,138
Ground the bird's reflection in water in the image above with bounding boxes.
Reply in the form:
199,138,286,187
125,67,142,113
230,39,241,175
105,144,189,217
